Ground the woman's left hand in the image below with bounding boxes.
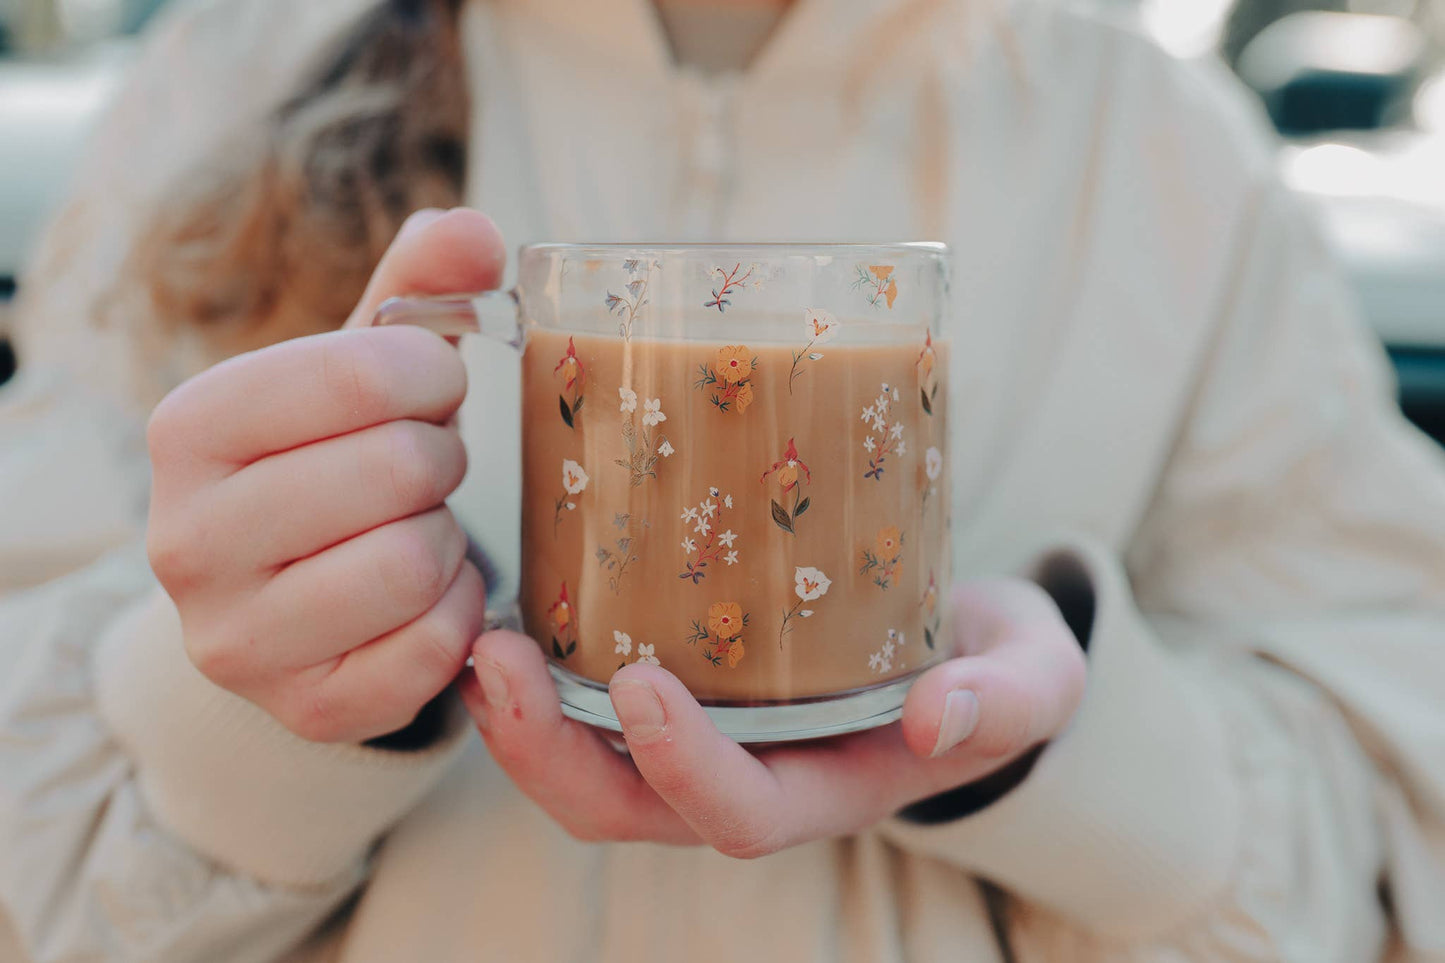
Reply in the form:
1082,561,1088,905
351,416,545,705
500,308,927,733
458,578,1086,857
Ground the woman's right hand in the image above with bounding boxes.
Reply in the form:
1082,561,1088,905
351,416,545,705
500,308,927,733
145,208,506,744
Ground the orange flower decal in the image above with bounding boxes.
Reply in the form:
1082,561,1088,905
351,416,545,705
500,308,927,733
685,603,752,668
761,438,813,535
716,346,753,383
547,582,572,629
855,264,899,309
708,601,744,639
546,582,578,660
734,382,755,413
695,346,758,415
860,527,905,590
554,337,584,427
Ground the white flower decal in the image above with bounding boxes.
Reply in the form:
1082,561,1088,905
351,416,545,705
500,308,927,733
613,631,633,657
724,551,740,566
926,446,943,481
619,386,638,412
562,460,590,495
682,537,697,553
636,643,660,665
642,398,667,427
804,308,840,344
794,566,832,602
658,439,675,458
717,530,738,548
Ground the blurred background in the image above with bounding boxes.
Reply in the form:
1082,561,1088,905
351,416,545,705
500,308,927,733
1,0,1443,443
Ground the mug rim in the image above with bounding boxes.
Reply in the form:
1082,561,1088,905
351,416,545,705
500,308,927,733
518,241,950,259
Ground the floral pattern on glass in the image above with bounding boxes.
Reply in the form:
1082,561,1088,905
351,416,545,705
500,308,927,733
853,264,899,309
860,383,906,480
694,345,758,415
921,571,941,651
787,308,839,393
547,582,578,660
684,601,750,668
760,437,812,534
554,336,585,428
613,630,661,670
704,262,760,312
859,526,904,589
921,445,943,513
615,394,670,487
679,486,739,583
868,629,903,674
553,459,589,534
778,566,830,649
918,331,940,416
605,258,660,340
596,512,641,595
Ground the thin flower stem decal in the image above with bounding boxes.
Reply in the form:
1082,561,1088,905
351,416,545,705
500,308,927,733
694,345,758,415
614,394,670,487
554,459,589,535
547,582,578,660
787,308,839,394
678,487,738,583
554,336,584,428
596,512,641,595
605,258,660,341
778,566,830,650
760,437,812,534
703,262,758,312
683,601,750,667
853,264,899,309
859,526,905,589
860,383,906,480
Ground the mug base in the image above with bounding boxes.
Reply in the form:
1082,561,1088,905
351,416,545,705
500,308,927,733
550,663,916,743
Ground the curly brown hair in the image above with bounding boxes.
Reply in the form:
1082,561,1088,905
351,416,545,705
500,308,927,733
128,0,469,364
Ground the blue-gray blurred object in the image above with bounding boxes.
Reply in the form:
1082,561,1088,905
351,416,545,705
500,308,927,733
1236,12,1428,134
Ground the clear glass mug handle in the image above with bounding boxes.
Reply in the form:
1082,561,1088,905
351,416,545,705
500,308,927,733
371,289,525,349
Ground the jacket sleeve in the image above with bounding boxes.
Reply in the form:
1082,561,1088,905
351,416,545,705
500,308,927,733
0,370,472,963
878,177,1445,959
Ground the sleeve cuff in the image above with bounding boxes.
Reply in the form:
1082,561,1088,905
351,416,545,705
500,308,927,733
91,588,470,889
877,537,1245,937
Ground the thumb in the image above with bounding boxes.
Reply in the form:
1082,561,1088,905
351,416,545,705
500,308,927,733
345,207,507,328
899,580,1086,763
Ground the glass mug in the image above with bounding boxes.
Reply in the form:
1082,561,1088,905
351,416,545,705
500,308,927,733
374,243,951,742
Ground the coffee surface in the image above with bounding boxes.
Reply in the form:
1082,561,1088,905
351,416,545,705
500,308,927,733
519,326,949,702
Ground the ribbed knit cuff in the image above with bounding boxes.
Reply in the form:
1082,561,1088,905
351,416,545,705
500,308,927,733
92,589,470,889
877,537,1244,938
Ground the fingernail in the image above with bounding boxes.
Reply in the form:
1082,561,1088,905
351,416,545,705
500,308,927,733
398,207,445,239
477,661,509,710
931,689,980,757
611,679,666,740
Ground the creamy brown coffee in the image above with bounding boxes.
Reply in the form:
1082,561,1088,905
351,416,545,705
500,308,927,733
519,326,949,702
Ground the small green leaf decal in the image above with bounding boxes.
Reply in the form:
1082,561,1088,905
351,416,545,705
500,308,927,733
770,499,794,534
920,387,933,416
572,395,584,416
559,396,574,428
566,639,577,656
551,637,565,659
924,627,935,650
795,497,811,518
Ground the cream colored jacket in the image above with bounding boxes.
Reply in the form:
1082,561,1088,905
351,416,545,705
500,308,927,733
3,0,1445,960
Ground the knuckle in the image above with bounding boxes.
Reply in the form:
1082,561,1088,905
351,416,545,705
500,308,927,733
379,525,453,612
382,424,447,510
284,687,352,744
185,630,253,690
146,521,202,592
405,611,468,682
